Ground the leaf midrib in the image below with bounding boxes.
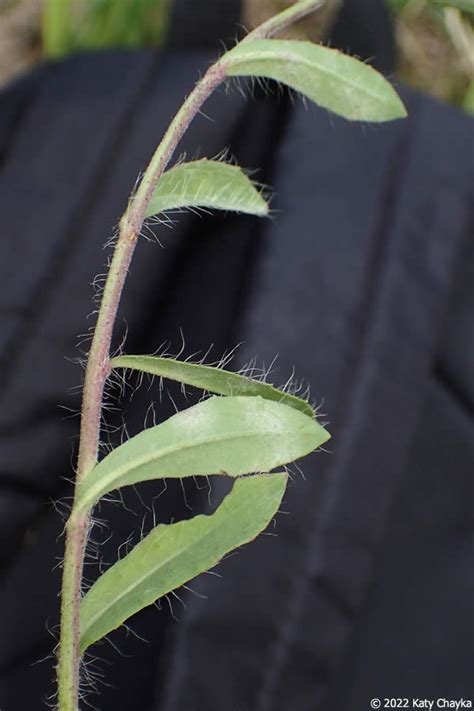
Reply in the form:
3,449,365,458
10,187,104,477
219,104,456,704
78,423,308,508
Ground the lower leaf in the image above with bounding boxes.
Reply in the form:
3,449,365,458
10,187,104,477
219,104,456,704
79,472,287,653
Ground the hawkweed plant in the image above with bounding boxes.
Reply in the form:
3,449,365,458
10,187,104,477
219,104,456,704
55,2,406,709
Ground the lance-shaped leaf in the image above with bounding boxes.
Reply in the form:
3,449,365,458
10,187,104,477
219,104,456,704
222,39,407,122
75,396,329,513
110,354,314,417
145,159,268,218
79,472,287,652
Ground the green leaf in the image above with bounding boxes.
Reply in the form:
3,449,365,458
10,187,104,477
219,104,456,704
75,396,329,513
79,472,287,652
222,39,407,122
145,159,268,218
110,354,314,417
430,0,474,13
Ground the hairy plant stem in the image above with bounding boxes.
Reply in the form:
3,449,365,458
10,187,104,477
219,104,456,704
243,0,325,41
56,63,225,711
56,2,325,709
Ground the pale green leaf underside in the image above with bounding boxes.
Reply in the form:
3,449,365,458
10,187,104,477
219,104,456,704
110,354,314,418
75,395,329,513
145,159,268,218
79,472,287,652
224,39,407,122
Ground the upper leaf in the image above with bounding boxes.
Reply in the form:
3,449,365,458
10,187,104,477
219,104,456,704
223,39,407,122
74,395,329,513
79,472,287,652
145,159,268,218
110,354,314,417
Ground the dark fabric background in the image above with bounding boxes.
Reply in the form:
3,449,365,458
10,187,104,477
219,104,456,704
0,2,473,710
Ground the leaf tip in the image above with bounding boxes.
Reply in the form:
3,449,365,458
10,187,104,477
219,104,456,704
381,88,408,122
255,195,271,217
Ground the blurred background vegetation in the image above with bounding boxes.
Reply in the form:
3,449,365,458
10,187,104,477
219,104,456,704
0,0,472,113
389,0,474,112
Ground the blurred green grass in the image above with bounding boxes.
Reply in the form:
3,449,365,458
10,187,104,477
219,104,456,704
42,0,171,56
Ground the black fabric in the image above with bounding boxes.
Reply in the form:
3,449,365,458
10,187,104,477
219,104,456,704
331,0,396,73
167,0,242,48
160,89,474,711
0,8,473,711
